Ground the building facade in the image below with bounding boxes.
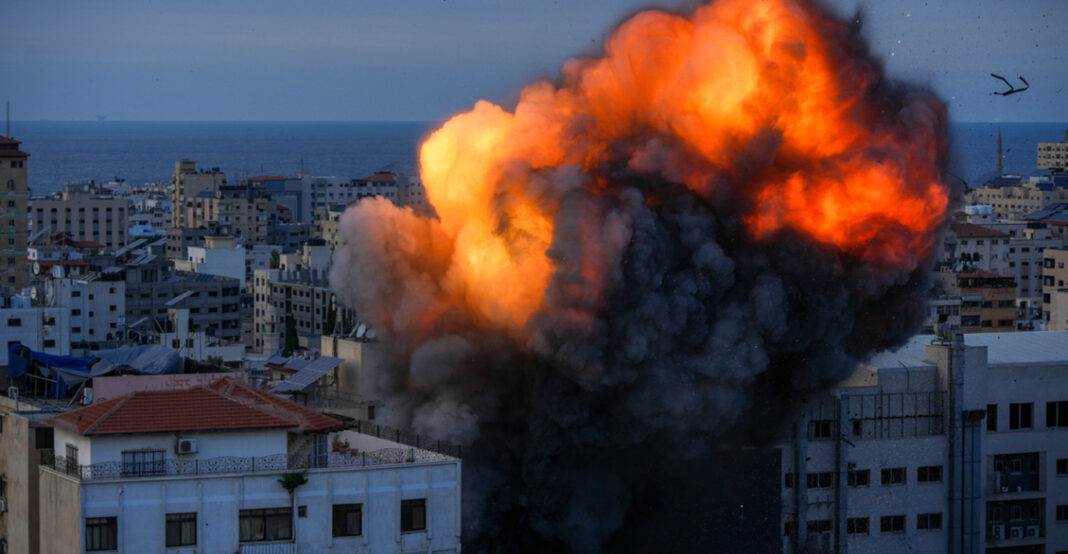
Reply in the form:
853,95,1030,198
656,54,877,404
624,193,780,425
779,330,1068,553
30,184,129,253
0,136,29,293
1037,130,1068,170
1043,248,1068,330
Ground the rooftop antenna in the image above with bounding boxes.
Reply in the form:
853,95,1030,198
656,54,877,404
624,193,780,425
5,101,9,137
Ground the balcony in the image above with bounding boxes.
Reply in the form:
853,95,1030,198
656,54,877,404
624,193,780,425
40,447,455,482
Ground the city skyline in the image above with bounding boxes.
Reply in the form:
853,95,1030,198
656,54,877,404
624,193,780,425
1,0,1066,122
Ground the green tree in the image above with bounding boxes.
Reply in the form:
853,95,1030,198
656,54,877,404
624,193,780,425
204,355,224,367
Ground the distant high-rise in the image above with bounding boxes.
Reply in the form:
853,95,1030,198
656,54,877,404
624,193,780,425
1037,130,1068,170
171,160,226,227
0,135,29,292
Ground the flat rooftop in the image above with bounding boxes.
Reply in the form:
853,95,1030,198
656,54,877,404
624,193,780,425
863,331,1068,369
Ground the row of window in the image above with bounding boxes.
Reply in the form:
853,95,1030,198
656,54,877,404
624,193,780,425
785,513,942,538
87,500,428,551
987,401,1068,431
786,465,941,489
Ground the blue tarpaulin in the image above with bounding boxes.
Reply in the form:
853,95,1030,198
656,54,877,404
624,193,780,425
7,343,180,398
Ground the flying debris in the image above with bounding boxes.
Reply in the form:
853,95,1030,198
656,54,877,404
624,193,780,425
990,73,1030,96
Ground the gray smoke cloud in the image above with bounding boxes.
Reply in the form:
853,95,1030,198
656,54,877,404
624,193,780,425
328,0,950,550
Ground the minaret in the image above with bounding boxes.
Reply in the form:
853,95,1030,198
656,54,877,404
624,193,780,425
996,130,1003,176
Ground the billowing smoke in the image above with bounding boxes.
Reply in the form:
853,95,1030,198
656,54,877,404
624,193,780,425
330,0,950,550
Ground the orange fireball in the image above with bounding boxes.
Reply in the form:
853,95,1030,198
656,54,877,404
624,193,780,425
412,0,947,338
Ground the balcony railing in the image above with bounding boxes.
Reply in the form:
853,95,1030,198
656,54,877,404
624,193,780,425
40,447,455,482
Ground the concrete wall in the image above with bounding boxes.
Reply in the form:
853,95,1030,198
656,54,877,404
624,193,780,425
74,460,461,553
54,428,289,468
0,396,43,554
38,469,82,554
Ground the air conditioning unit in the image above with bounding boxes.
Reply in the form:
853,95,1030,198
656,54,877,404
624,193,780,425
990,525,1005,540
1000,486,1009,493
175,438,198,455
1025,525,1039,538
1009,526,1023,539
0,497,7,513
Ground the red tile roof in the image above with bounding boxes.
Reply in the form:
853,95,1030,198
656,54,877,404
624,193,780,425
0,136,21,145
249,175,286,181
0,150,29,158
48,378,341,436
950,222,1008,239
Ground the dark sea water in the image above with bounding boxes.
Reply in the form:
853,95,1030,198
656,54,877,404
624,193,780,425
7,120,1068,195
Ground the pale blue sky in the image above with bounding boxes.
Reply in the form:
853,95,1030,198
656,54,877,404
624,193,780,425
1,0,1065,122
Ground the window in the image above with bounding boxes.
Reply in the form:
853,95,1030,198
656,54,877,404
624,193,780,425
988,404,998,431
806,519,832,533
239,508,293,542
401,499,427,533
6,318,20,327
809,419,834,439
881,467,906,485
332,504,362,537
918,465,943,483
66,443,79,466
1010,403,1033,429
880,515,905,533
85,517,117,551
917,512,942,530
847,517,869,535
784,473,794,488
848,469,870,487
807,471,833,489
1058,458,1067,475
1047,401,1068,428
121,449,165,476
166,512,197,547
43,339,55,348
1057,505,1068,522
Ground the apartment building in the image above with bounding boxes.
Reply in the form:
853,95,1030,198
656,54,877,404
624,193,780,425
171,160,225,227
38,379,461,553
0,295,70,367
49,275,126,355
937,271,1017,333
944,222,1011,276
184,185,269,246
779,329,1068,553
0,393,54,554
964,171,1068,221
172,235,246,287
1043,248,1068,330
1037,129,1068,170
30,183,129,253
0,135,29,293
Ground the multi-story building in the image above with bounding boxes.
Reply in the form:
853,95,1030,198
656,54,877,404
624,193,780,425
172,235,246,288
185,185,269,246
119,243,242,341
779,329,1068,553
30,183,129,253
171,160,226,227
314,203,347,251
38,378,461,553
944,222,1011,276
1037,129,1068,170
1042,248,1068,330
937,271,1017,333
0,294,70,366
158,307,244,364
49,274,126,354
0,393,54,554
165,224,215,260
964,171,1068,221
0,135,29,293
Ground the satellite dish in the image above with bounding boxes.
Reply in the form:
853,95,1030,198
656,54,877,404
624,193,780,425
366,328,377,340
355,323,366,339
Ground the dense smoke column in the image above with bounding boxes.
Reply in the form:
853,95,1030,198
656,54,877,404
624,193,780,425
329,0,950,550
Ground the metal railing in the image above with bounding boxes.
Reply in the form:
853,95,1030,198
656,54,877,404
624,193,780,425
40,446,455,482
347,419,463,459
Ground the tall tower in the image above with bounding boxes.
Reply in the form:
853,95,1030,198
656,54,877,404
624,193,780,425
0,135,29,293
995,130,1003,176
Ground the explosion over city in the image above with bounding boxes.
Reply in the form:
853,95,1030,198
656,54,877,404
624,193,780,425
331,0,951,550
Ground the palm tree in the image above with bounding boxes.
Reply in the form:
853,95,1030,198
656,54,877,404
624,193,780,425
278,470,308,544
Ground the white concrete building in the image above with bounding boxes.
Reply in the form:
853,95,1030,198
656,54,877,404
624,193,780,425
779,330,1068,553
40,378,461,553
49,276,125,354
172,235,246,290
0,295,70,365
159,308,245,364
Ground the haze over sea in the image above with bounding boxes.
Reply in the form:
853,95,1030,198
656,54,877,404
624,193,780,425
8,121,1068,196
